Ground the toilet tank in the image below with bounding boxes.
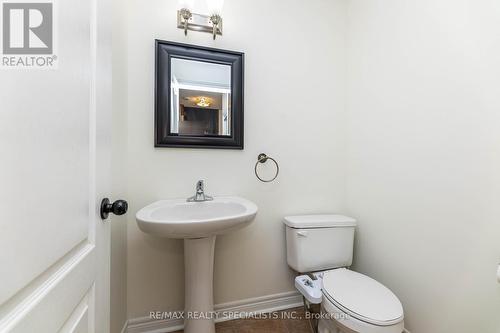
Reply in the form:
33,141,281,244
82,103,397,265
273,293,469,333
284,215,356,273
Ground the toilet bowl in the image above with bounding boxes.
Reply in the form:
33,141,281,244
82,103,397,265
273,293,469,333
319,268,404,333
284,215,404,333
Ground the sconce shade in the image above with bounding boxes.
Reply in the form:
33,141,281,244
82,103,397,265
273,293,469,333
206,0,224,14
179,0,195,10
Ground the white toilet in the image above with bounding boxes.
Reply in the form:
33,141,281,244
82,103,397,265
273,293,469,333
284,215,404,333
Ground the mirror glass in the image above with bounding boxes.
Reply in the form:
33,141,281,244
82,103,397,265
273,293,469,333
170,58,232,137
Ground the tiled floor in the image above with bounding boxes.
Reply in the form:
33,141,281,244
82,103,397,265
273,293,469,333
173,307,313,333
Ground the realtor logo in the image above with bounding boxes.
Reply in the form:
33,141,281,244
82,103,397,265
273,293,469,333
1,1,57,69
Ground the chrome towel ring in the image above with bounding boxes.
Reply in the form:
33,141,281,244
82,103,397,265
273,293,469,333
255,153,279,183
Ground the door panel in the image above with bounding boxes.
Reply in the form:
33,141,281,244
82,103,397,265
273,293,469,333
4,246,95,332
0,0,92,305
58,288,92,333
0,0,111,331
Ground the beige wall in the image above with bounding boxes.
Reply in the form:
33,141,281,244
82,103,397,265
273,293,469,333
123,0,348,320
345,1,500,332
115,1,500,331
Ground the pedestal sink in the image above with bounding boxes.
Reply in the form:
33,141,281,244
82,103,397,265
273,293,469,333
136,196,258,333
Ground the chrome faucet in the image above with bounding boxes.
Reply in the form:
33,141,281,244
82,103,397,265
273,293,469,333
187,180,213,202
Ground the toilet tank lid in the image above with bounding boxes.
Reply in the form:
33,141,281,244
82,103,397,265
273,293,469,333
283,215,356,228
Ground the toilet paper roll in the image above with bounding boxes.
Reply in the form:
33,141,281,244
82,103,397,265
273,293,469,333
497,264,500,283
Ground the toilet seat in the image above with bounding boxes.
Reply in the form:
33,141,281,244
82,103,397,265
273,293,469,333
322,268,404,326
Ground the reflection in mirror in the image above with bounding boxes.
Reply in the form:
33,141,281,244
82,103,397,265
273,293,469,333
170,58,231,137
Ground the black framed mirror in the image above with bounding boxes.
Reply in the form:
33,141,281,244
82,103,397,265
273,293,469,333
155,40,244,149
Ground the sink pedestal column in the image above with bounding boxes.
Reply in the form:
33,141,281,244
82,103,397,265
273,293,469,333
184,236,216,333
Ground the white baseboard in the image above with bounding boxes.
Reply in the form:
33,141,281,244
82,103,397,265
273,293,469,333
125,291,303,333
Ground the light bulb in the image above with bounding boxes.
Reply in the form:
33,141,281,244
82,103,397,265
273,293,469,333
206,0,224,15
179,0,195,10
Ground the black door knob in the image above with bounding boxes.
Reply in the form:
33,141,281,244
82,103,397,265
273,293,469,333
100,198,128,219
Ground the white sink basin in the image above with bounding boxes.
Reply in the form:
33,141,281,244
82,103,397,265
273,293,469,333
136,196,258,238
136,195,258,333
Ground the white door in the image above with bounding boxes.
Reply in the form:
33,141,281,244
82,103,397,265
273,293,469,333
0,0,112,331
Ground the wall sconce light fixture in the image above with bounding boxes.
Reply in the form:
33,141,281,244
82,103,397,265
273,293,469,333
179,8,193,36
177,0,224,40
